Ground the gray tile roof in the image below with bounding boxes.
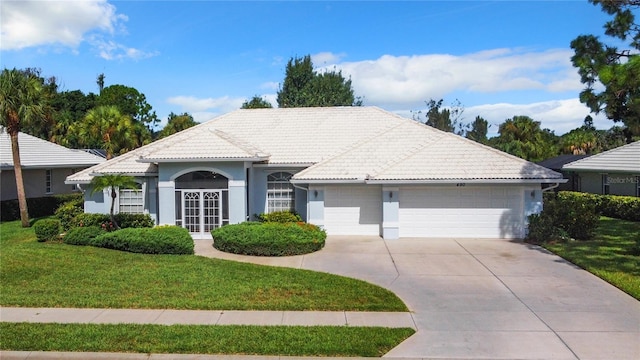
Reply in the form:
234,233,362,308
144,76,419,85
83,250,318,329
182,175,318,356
0,128,105,170
67,107,564,184
562,141,640,173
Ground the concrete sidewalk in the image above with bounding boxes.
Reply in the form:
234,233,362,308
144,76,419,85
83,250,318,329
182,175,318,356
0,307,416,328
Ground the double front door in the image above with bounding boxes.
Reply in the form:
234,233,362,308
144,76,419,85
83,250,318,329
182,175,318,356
180,190,227,235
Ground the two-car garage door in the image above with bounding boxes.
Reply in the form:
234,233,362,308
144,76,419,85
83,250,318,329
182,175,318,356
322,185,525,239
399,186,524,238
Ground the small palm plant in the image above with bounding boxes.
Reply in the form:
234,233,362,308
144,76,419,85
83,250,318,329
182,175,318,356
90,174,139,230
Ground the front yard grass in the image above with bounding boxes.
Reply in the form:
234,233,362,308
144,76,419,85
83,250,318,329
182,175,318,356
0,219,407,311
1,323,414,357
542,216,640,300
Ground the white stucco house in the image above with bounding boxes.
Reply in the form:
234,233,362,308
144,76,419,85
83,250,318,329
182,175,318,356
66,107,564,239
1,128,105,201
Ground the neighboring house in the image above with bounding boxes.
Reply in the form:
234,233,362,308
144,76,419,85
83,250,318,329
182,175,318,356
0,128,106,201
67,107,564,239
562,141,640,197
538,154,590,192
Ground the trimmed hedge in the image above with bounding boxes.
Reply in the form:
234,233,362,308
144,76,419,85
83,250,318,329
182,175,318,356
55,199,84,230
212,222,326,256
34,218,62,242
1,194,82,222
70,213,155,230
90,226,194,254
256,211,303,223
64,226,105,246
553,191,639,222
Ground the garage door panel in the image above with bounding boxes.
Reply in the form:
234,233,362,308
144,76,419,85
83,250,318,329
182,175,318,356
324,185,381,236
399,186,524,239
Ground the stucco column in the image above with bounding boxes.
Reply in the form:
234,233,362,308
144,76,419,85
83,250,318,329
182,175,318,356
308,186,325,229
382,187,399,239
228,179,247,224
157,180,175,226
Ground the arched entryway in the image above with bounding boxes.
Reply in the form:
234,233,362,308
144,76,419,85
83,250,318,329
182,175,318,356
174,171,229,236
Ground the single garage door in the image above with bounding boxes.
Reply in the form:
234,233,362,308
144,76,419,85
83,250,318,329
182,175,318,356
324,185,382,236
399,186,524,238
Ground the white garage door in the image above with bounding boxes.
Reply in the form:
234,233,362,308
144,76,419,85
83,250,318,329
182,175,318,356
399,186,524,238
324,185,382,236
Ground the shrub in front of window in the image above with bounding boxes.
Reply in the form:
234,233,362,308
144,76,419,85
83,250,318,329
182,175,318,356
90,226,194,255
212,221,326,256
256,210,302,223
64,226,105,246
34,218,62,242
70,213,154,230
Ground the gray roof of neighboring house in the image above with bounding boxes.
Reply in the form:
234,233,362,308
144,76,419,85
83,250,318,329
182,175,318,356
0,128,106,170
562,141,640,173
538,154,590,171
67,106,564,184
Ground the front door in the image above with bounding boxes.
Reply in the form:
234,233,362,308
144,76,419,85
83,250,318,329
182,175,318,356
182,190,225,236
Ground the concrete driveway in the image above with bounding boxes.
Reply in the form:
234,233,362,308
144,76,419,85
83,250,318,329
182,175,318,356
197,236,640,359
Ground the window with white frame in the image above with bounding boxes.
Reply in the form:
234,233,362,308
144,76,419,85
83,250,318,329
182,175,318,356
602,174,610,195
45,169,52,194
119,183,144,214
267,172,295,213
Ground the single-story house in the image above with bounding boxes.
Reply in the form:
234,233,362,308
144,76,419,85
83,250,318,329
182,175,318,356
562,141,640,197
66,107,564,239
537,154,590,192
1,128,106,201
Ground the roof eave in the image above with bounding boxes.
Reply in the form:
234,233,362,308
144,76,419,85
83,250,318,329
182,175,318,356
138,156,268,163
363,178,568,185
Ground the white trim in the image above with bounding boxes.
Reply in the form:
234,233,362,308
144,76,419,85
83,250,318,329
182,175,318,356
170,167,234,181
253,163,315,168
228,179,246,187
158,180,175,188
138,156,268,163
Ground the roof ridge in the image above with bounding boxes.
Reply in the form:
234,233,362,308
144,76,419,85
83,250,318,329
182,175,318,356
368,122,445,178
210,128,270,158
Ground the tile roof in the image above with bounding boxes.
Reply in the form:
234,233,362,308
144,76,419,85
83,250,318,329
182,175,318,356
67,106,564,184
562,141,640,173
0,128,105,170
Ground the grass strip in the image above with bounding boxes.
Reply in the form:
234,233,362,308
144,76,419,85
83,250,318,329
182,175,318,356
0,220,407,311
542,217,640,300
0,323,415,357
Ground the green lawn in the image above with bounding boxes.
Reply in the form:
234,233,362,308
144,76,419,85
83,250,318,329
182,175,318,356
0,219,407,311
1,323,414,357
542,216,640,300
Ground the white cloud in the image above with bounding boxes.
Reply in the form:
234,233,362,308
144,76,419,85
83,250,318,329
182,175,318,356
167,96,245,120
90,37,159,61
327,49,581,108
1,0,157,61
465,99,609,136
0,0,123,50
311,52,347,66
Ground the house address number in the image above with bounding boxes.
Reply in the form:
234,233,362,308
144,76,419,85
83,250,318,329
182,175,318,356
456,183,466,187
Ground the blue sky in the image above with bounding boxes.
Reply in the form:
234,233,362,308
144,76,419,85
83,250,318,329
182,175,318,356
1,1,620,136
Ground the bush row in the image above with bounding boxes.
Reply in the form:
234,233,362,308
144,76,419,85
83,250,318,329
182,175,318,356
212,221,326,256
1,194,82,222
64,225,194,255
559,192,640,222
527,192,600,243
68,213,155,231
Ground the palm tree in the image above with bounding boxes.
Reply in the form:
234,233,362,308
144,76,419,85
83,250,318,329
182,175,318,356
89,174,139,229
0,68,46,227
70,105,136,159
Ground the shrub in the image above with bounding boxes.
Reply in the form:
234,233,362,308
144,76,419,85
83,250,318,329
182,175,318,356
91,226,193,254
64,226,105,246
55,200,84,230
69,213,154,230
34,218,62,242
256,211,302,223
212,221,326,256
527,192,599,242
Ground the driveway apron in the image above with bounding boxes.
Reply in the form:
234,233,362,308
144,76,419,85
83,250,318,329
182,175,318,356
196,236,640,360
